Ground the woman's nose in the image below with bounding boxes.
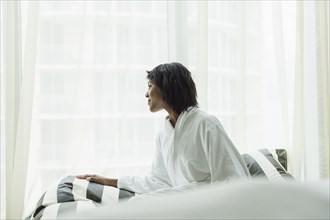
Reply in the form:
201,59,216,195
145,91,149,98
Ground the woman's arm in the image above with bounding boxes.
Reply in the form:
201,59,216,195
76,131,172,193
117,135,172,193
204,125,250,182
76,174,118,187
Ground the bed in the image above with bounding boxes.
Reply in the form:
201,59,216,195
25,148,329,219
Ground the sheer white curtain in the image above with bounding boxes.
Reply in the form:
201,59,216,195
179,1,329,181
23,1,169,217
1,1,329,219
2,1,39,219
180,1,296,153
291,1,329,181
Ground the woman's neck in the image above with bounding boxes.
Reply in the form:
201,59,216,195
166,108,179,128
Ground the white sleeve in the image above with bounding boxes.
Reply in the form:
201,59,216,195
204,125,250,183
117,135,172,194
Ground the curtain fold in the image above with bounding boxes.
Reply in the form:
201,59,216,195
167,1,188,65
195,1,208,110
291,1,305,180
4,1,24,218
291,0,329,181
315,1,329,179
235,2,248,151
3,1,39,219
272,2,290,147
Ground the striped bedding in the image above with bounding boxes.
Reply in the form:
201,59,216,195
25,176,134,220
242,148,293,180
25,148,292,219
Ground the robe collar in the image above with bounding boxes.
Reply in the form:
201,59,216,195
164,107,196,135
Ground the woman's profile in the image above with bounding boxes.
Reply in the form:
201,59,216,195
77,62,250,193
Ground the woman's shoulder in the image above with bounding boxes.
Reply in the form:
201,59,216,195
185,108,221,128
189,108,218,119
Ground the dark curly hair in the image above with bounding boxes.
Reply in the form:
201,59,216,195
146,62,198,114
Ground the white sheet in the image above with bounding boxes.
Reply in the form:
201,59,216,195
59,179,329,219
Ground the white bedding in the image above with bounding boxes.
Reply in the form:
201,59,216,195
60,179,329,219
26,149,326,219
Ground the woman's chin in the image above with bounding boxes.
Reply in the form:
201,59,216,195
149,107,162,113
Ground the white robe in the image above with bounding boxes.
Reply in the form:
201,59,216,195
118,107,250,193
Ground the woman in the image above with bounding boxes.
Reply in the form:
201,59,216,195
77,62,250,193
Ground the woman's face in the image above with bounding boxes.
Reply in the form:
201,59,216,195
145,81,165,112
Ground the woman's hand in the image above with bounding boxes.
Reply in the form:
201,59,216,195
76,174,118,188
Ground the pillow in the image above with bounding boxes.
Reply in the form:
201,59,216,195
242,148,294,180
25,176,135,220
275,148,288,170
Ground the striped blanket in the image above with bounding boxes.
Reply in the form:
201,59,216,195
25,148,292,219
242,148,293,180
25,176,134,220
